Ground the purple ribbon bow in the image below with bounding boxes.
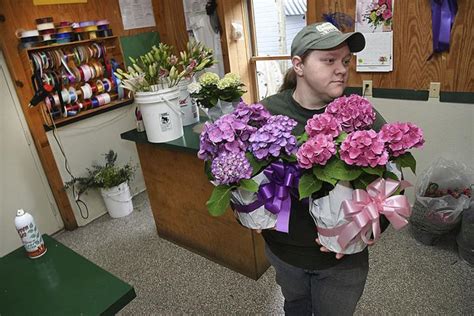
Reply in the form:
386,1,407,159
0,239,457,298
431,0,458,53
234,162,300,233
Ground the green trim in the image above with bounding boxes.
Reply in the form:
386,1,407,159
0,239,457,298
440,91,474,104
373,88,429,101
345,87,474,104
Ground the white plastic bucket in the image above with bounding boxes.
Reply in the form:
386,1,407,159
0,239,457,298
100,182,133,218
178,78,200,126
135,86,184,143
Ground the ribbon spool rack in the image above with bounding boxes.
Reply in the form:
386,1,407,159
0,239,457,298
21,36,133,129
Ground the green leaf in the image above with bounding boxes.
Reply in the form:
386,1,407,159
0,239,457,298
297,133,309,144
246,152,269,176
298,173,322,199
353,173,379,189
280,154,297,163
313,166,338,186
394,152,417,174
206,185,233,216
335,132,348,143
204,161,213,181
239,179,258,192
324,159,362,181
384,170,400,181
362,166,384,176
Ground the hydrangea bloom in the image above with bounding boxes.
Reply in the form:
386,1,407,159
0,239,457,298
198,72,219,85
339,130,389,167
249,115,298,160
296,134,336,169
379,122,425,157
305,113,341,138
217,73,242,89
187,82,201,94
325,94,375,133
232,102,271,127
211,151,252,185
197,114,253,160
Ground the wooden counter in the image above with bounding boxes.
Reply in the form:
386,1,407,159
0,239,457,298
121,122,269,280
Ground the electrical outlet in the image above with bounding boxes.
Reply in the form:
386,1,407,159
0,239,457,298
363,80,372,96
429,82,441,98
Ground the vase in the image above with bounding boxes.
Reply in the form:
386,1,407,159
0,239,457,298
177,78,200,126
219,99,241,115
135,86,184,143
100,182,133,218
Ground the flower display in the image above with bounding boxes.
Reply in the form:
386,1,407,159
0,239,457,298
365,0,393,30
296,94,424,198
211,151,252,185
297,94,424,255
325,94,375,132
305,113,341,138
217,73,247,102
249,115,298,160
188,72,247,109
297,134,337,169
114,40,217,92
198,102,298,217
379,122,425,157
339,130,388,167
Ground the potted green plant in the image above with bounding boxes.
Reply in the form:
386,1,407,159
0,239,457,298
65,150,136,218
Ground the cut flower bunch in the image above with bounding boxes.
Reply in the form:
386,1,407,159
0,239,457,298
296,94,425,254
187,72,246,109
114,40,217,92
198,102,300,232
365,0,393,29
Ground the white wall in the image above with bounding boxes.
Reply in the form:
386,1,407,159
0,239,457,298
46,106,145,226
1,51,63,256
372,97,474,203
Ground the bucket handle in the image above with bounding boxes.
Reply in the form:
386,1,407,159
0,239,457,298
159,96,184,117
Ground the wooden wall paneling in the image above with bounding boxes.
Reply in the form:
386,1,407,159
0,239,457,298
152,0,188,55
311,0,473,92
219,0,257,103
217,0,231,73
136,143,269,280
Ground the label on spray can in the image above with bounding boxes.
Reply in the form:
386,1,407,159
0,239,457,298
15,209,47,259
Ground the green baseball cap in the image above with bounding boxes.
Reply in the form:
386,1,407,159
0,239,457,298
291,22,366,57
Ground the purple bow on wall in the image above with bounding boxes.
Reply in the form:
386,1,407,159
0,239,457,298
431,0,458,53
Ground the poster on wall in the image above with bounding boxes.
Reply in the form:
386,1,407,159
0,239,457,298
119,0,156,30
355,0,394,72
33,0,87,4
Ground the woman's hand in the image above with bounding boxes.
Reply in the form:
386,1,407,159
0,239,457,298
315,238,345,260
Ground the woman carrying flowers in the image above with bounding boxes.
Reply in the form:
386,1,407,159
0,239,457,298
259,22,387,315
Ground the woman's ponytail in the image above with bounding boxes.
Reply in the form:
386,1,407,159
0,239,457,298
279,67,297,92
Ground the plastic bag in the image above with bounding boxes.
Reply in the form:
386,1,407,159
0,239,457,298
411,158,473,237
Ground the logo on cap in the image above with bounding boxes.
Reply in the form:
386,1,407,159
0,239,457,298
315,23,339,35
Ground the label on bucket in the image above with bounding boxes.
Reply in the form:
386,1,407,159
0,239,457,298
160,112,172,131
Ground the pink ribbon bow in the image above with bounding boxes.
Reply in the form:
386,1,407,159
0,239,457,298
317,178,412,250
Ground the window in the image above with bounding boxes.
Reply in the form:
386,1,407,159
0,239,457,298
248,0,307,100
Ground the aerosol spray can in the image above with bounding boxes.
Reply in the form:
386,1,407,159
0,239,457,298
15,209,47,258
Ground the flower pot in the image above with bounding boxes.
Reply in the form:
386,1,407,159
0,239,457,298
135,86,184,143
310,181,370,254
100,182,133,218
219,99,240,115
231,172,277,230
177,78,200,126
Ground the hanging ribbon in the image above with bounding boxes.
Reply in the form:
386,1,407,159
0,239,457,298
233,162,300,233
317,178,412,250
430,0,458,56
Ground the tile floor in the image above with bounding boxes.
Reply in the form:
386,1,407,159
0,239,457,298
54,191,473,315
